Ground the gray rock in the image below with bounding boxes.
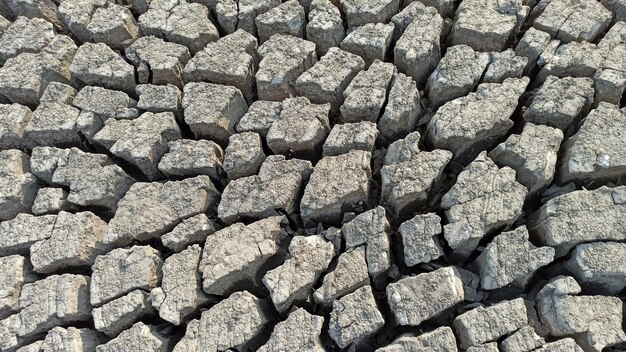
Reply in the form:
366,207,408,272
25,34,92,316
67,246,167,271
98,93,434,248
23,101,81,148
256,34,317,101
157,139,223,180
499,325,545,352
306,0,345,56
296,47,365,112
235,0,282,36
40,82,76,104
489,123,563,194
426,45,490,107
378,73,420,141
523,76,594,131
93,112,181,180
0,213,56,256
566,241,626,295
85,4,140,49
90,245,162,307
263,235,334,312
161,214,219,252
453,298,529,349
323,121,378,156
407,0,455,17
182,82,248,144
73,86,138,121
594,68,626,105
391,2,438,40
30,211,108,274
104,176,218,245
537,41,605,83
387,267,465,326
223,132,265,180
0,150,38,221
476,226,554,290
514,27,552,73
136,84,181,117
3,0,64,30
255,0,305,43
0,16,55,64
451,0,525,51
93,289,154,337
342,207,392,277
31,187,72,215
376,326,458,352
533,0,611,42
394,5,442,86
399,213,444,266
70,42,136,93
527,186,626,257
0,104,31,149
339,0,400,28
236,100,282,137
329,285,384,348
37,327,100,352
467,343,499,352
183,30,257,101
313,246,369,306
441,152,528,257
173,291,270,352
0,255,30,319
340,23,394,67
483,49,528,83
151,245,207,325
340,60,395,123
218,156,312,223
199,216,288,295
125,36,191,87
533,338,584,352
0,274,91,350
258,308,325,352
96,322,170,352
426,77,529,160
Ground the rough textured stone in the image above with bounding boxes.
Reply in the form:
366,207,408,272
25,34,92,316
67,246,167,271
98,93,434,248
86,4,140,49
306,0,345,56
23,100,81,148
0,149,38,221
0,104,31,150
223,132,265,180
160,214,219,252
199,216,288,295
340,60,395,123
537,41,605,83
0,16,55,64
376,327,457,351
339,0,400,28
157,139,223,180
340,23,394,67
378,73,420,141
594,68,626,105
566,241,626,295
323,121,378,156
499,325,545,352
136,84,181,117
38,327,100,352
125,36,191,87
399,213,444,266
533,0,611,42
70,43,135,93
387,267,465,326
0,255,30,318
515,27,552,73
31,187,72,215
258,308,325,352
255,0,305,43
236,100,282,137
329,285,385,348
93,289,154,337
483,49,528,83
95,322,170,352
533,338,584,352
73,86,138,121
0,213,55,256
313,246,369,306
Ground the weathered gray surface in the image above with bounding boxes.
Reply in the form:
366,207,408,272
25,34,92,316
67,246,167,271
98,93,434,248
258,308,325,352
376,326,458,352
399,213,444,266
329,285,385,348
566,241,626,295
157,139,223,180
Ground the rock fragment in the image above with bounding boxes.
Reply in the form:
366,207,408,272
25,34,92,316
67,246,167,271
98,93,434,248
514,27,552,73
339,0,400,28
376,326,458,351
70,42,135,93
306,0,345,56
399,213,444,266
533,338,584,352
378,73,420,141
329,285,385,348
0,255,30,318
594,68,626,105
160,214,219,252
31,188,72,215
0,104,31,149
499,325,545,352
257,308,325,352
340,23,394,67
236,100,282,137
342,207,392,278
38,327,100,352
340,60,395,123
95,322,170,352
0,213,55,256
23,99,82,148
566,241,626,295
313,246,369,306
323,121,378,156
157,139,223,180
223,132,266,180
0,149,38,221
537,41,605,82
73,86,138,121
255,0,305,43
136,84,181,117
483,49,528,83
93,289,154,337
0,16,55,64
533,0,611,42
125,36,191,87
85,4,140,49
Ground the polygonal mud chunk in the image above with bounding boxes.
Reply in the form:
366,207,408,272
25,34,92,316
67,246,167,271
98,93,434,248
93,290,153,337
199,216,288,295
151,245,207,325
0,16,55,64
560,103,626,182
91,245,161,308
3,0,63,30
426,45,490,107
527,186,626,257
537,41,605,82
476,226,554,290
73,86,138,121
342,206,392,277
95,322,170,352
483,49,527,83
161,214,219,252
258,308,325,352
523,76,594,131
340,60,395,123
0,213,55,256
339,0,399,28
0,149,38,221
31,187,71,215
594,69,626,105
314,246,369,306
340,23,394,67
0,274,91,350
182,82,248,144
70,43,135,93
489,123,563,194
306,0,345,56
125,36,191,87
296,47,365,112
0,103,31,149
173,291,270,352
236,0,282,36
255,0,305,43
391,2,436,39
453,298,528,349
451,0,525,51
399,213,444,266
157,139,223,180
323,121,378,156
533,0,611,42
467,343,499,352
387,267,464,326
0,255,30,318
37,327,100,352
223,132,266,180
104,176,218,245
256,34,317,101
441,152,528,257
236,100,282,137
394,5,442,86
515,27,552,73
263,235,334,312
301,150,372,224
136,84,181,117
40,81,76,105
378,73,420,141
266,97,330,158
23,101,81,148
93,112,181,180
30,211,108,274
377,326,458,352
329,285,384,348
86,4,140,49
534,338,584,352
566,241,626,295
500,325,545,352
57,0,101,42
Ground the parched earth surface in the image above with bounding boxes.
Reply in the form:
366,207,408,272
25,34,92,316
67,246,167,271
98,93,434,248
0,0,625,351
